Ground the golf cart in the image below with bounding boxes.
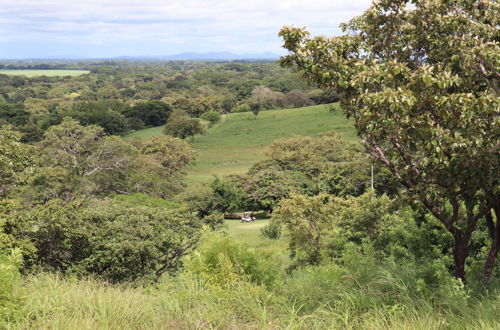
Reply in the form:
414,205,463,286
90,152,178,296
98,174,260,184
241,211,256,223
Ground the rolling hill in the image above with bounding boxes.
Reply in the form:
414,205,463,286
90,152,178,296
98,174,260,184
126,104,355,183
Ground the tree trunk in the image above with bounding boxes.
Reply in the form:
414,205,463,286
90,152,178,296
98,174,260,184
452,233,469,282
482,208,499,282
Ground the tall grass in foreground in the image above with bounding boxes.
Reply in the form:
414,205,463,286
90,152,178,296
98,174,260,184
5,234,499,329
8,272,498,329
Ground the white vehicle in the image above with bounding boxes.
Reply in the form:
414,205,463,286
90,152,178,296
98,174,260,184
241,211,256,223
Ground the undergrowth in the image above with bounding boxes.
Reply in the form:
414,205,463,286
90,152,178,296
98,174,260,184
3,233,498,329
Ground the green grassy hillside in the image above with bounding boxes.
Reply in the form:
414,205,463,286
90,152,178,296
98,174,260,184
0,70,89,77
127,104,355,183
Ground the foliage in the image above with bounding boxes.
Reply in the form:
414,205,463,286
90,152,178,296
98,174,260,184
39,117,137,178
251,132,377,197
23,119,196,201
8,199,87,272
0,127,33,197
249,101,260,118
231,103,250,113
0,61,326,141
243,168,298,213
4,199,205,282
274,190,498,280
136,135,196,178
185,131,378,215
70,101,127,135
273,194,337,267
5,246,499,329
123,100,172,127
78,201,204,282
260,221,281,240
0,250,23,323
201,110,221,126
111,193,181,209
249,86,285,110
200,212,226,231
279,0,499,282
163,111,204,139
185,233,276,287
184,176,245,217
33,118,139,199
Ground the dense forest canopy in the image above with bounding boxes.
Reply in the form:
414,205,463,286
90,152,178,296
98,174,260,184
0,61,338,141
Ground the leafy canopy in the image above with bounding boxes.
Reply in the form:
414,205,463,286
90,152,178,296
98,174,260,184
279,0,499,281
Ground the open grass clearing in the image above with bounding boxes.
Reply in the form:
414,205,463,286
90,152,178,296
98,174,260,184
0,69,90,77
126,104,355,184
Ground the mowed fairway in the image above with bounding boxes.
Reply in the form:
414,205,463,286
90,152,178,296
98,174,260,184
126,104,355,183
0,70,89,77
189,104,354,182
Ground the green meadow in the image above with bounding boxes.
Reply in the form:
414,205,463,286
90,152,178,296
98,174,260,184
127,104,356,183
0,69,90,77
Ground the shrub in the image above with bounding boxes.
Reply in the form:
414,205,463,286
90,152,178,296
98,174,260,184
5,199,205,282
231,104,250,113
80,202,204,282
279,245,473,317
123,100,172,127
185,233,276,287
112,193,181,209
201,110,221,126
183,176,245,217
260,221,281,240
163,113,204,139
273,191,457,270
200,212,226,231
0,250,23,323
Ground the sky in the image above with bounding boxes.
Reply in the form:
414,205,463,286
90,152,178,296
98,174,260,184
0,0,373,59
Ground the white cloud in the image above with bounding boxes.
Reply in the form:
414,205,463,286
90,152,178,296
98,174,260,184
0,0,373,58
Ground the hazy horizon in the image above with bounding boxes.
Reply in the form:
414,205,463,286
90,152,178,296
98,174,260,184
0,0,372,59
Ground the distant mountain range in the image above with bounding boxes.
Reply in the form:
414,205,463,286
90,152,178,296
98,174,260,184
116,52,280,60
2,52,281,61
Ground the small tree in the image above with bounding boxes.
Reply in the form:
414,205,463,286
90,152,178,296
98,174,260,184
124,100,172,127
249,102,260,118
163,112,204,139
201,110,221,127
279,0,499,282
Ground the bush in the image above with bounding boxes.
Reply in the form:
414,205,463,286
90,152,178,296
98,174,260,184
201,110,221,126
123,101,172,127
164,113,204,139
278,245,474,318
112,193,181,209
231,104,250,113
5,199,205,282
80,202,204,282
185,233,276,287
260,221,281,239
200,212,226,231
0,250,23,323
183,176,246,217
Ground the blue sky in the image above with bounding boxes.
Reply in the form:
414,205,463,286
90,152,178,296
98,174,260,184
0,0,372,59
